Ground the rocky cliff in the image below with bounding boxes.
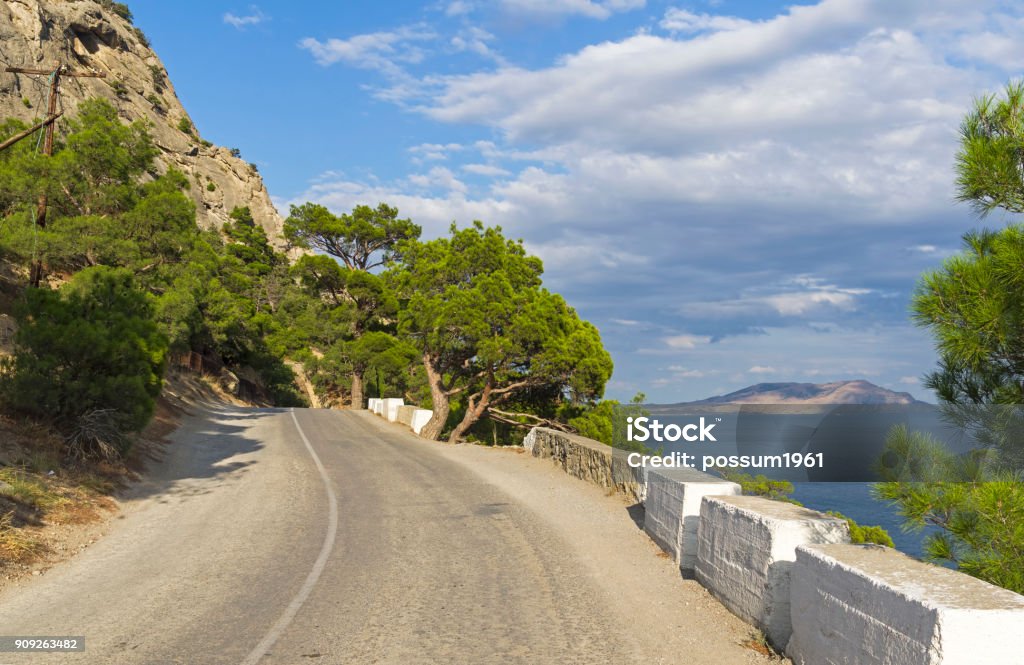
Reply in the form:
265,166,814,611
0,0,286,247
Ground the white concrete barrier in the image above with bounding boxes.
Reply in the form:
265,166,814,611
396,405,416,426
367,398,382,414
788,543,1024,665
410,409,432,435
383,398,404,422
643,468,740,573
695,495,849,648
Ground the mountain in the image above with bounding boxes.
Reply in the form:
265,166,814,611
679,380,925,406
0,0,285,247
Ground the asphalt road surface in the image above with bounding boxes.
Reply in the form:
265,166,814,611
0,406,778,664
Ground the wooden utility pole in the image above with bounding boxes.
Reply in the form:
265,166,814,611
3,63,106,286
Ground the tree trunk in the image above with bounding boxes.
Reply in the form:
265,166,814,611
419,354,449,440
350,371,364,409
448,386,490,443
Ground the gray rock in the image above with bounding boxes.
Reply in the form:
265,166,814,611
0,0,288,250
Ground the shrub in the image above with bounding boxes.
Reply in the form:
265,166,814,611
206,181,217,192
826,511,895,547
176,117,193,135
723,470,895,547
21,97,31,109
149,64,164,91
133,27,149,48
0,267,168,459
109,80,128,98
100,1,133,23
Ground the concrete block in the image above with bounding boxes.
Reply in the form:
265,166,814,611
523,427,538,452
396,405,416,426
788,543,1024,665
383,398,404,422
367,398,381,414
410,409,432,435
643,468,740,572
695,495,849,649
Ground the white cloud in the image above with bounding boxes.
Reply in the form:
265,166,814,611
382,2,997,221
499,0,645,21
462,163,512,176
749,365,777,374
409,142,464,161
664,334,712,349
956,12,1024,69
408,166,468,195
224,7,267,29
449,26,506,64
446,0,475,16
684,277,872,317
299,25,436,75
899,375,920,384
288,0,1023,403
667,365,709,378
660,8,753,33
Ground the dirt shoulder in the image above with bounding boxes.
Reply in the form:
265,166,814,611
0,370,243,591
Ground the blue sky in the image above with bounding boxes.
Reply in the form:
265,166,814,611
132,0,1024,403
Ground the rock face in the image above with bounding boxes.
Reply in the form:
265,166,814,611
0,0,286,247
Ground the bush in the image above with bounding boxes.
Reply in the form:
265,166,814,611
177,117,193,135
100,0,133,23
149,64,164,91
206,181,216,192
109,80,128,98
826,511,895,547
0,267,167,459
723,471,895,547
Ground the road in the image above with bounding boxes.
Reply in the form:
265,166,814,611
0,405,778,664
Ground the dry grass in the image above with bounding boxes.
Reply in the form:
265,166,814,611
0,511,43,562
0,418,126,568
742,630,783,660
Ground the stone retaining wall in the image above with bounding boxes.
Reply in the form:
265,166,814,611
524,428,644,503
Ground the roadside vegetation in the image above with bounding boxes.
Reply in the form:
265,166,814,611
875,80,1024,593
722,471,894,547
0,98,616,467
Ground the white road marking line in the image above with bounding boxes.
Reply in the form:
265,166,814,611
240,409,339,665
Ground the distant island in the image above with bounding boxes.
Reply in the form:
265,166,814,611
668,380,926,406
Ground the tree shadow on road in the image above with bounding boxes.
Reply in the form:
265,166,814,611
123,401,286,504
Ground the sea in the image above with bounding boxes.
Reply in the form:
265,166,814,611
789,482,936,558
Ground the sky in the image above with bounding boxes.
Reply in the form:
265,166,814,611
130,0,1024,403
